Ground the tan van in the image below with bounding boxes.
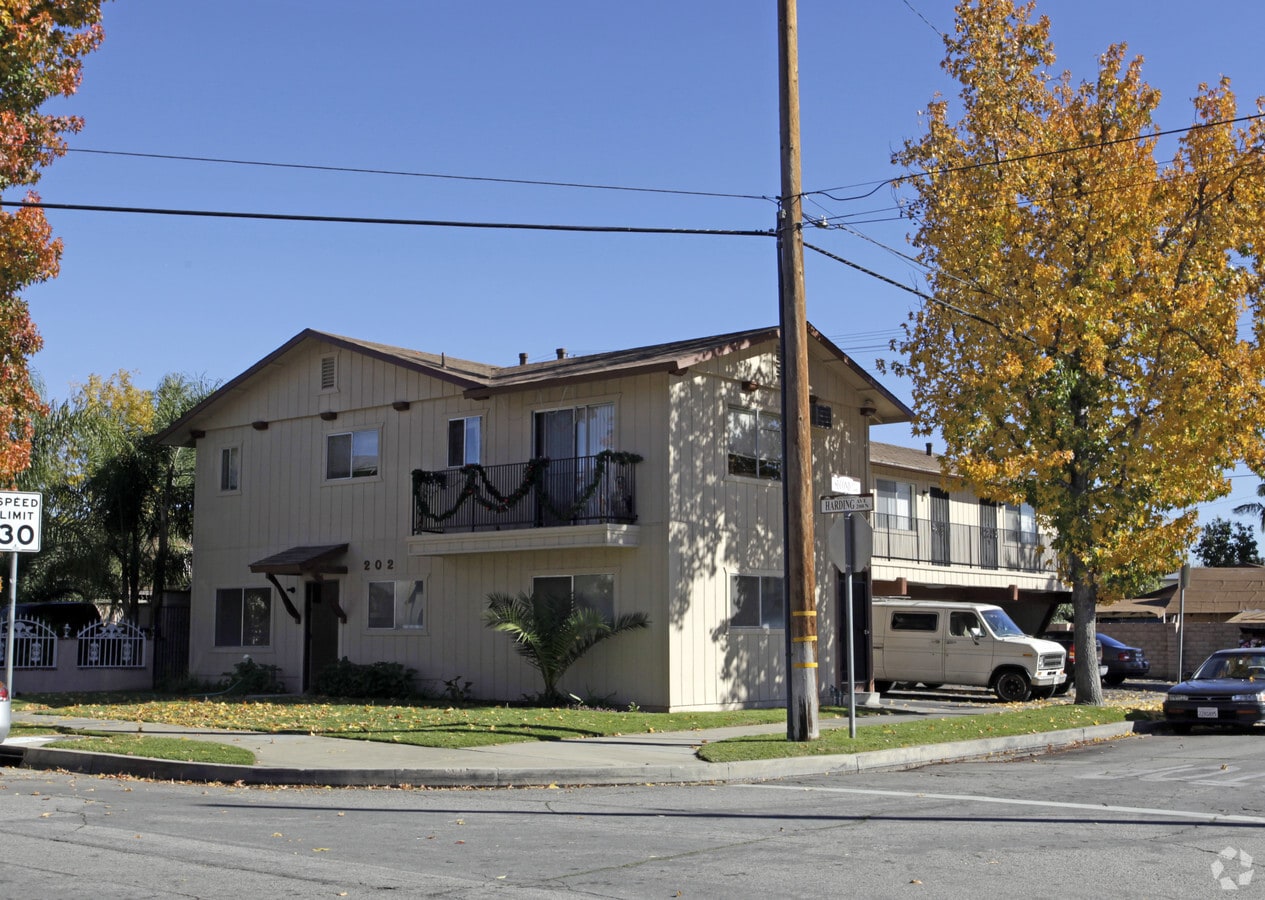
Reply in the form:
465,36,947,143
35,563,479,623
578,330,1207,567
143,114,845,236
871,599,1067,702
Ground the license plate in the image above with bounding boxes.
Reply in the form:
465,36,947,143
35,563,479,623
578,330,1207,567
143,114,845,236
1197,707,1220,719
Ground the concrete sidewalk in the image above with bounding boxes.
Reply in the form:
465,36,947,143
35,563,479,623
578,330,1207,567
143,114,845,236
1,701,1145,788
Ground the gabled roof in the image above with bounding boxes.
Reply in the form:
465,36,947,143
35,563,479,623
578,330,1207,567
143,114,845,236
870,441,944,476
1099,566,1265,619
158,324,912,446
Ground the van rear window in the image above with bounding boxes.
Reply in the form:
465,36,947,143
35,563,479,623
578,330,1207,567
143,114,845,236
890,612,938,631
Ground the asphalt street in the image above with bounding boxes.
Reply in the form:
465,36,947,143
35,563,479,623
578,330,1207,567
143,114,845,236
2,727,1261,898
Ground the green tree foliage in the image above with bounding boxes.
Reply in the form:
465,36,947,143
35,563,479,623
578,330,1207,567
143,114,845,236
889,0,1265,704
17,371,212,620
1232,482,1265,534
1193,518,1261,567
483,590,648,704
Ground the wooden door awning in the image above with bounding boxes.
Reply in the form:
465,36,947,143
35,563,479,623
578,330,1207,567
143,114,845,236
249,544,349,576
249,544,349,624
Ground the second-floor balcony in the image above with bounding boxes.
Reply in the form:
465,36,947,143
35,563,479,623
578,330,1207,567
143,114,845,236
872,513,1057,574
412,451,640,535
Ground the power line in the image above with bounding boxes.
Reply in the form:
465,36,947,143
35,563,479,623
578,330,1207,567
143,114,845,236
808,111,1265,203
0,199,776,238
61,146,776,204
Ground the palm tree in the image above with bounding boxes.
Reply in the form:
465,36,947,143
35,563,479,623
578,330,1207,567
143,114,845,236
483,590,648,704
1233,482,1265,533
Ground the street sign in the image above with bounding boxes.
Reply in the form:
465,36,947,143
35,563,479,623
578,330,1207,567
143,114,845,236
820,493,874,514
827,513,872,573
0,490,42,552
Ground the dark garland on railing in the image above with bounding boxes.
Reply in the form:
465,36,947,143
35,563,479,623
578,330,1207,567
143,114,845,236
412,450,643,525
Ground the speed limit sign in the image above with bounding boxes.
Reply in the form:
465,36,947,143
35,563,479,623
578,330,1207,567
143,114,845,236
0,490,42,552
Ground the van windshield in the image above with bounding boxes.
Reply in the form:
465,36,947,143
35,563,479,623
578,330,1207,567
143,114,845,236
980,608,1025,638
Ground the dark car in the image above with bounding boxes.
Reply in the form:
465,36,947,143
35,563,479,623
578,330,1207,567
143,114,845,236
1097,632,1150,685
1040,632,1105,694
1163,649,1265,733
0,601,102,636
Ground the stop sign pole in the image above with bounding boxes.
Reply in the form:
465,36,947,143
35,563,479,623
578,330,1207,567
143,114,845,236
2,491,43,696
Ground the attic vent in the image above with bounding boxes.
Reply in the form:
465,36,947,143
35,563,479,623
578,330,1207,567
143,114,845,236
320,355,337,391
810,402,833,429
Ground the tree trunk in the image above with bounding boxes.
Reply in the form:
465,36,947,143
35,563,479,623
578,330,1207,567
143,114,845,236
1070,554,1104,705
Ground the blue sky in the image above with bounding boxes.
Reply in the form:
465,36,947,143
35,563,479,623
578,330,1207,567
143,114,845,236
19,1,1265,539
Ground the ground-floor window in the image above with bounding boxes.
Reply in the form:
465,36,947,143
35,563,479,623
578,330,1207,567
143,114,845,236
215,587,272,647
366,580,426,630
532,573,615,620
729,574,785,630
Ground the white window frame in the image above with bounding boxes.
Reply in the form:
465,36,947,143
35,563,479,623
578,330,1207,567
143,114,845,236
1004,502,1039,545
447,416,482,467
728,572,786,631
219,444,240,494
325,427,380,480
727,406,782,481
532,572,616,621
366,580,426,631
214,587,272,647
876,479,915,531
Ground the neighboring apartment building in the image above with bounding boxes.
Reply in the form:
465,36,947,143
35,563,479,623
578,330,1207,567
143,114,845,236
868,441,1069,633
159,325,910,711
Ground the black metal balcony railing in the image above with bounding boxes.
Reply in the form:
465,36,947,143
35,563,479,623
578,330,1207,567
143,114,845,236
872,513,1057,573
412,451,641,534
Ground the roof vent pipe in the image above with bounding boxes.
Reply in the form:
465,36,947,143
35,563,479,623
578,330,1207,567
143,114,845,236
926,442,933,456
519,353,528,365
556,347,566,360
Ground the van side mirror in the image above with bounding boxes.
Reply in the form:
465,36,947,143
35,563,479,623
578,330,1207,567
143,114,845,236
968,627,983,643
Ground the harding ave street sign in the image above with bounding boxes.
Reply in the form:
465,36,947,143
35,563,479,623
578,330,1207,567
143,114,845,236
0,490,43,553
819,493,874,514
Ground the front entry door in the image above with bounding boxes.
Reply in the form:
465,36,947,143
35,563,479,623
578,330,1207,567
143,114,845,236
304,580,341,692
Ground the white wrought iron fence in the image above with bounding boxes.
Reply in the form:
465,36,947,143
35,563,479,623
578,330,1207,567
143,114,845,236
0,616,58,668
76,620,146,669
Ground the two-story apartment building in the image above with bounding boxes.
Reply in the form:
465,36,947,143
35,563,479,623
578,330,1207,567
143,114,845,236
868,441,1069,633
159,325,910,711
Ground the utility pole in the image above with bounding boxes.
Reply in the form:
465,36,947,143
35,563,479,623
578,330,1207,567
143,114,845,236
777,0,819,741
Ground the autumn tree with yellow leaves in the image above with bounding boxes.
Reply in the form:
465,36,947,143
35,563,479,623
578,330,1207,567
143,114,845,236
0,1,104,486
890,0,1265,704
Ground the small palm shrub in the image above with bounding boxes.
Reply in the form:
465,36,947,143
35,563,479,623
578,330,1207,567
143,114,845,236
483,590,649,704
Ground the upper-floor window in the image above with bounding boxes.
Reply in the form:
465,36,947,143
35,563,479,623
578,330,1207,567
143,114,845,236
730,573,785,629
215,587,271,647
448,416,482,467
326,428,379,480
1004,502,1038,545
727,407,781,480
219,445,240,493
876,479,914,530
534,402,614,459
367,580,425,630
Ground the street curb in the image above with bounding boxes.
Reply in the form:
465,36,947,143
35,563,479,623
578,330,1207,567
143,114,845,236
8,721,1142,788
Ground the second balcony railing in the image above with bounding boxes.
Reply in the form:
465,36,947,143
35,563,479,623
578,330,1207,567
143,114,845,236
872,513,1057,573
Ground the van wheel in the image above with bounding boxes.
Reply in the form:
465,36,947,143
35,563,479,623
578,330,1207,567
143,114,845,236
993,670,1031,703
873,680,892,694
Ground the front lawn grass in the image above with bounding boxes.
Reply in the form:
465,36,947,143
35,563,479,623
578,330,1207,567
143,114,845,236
18,694,868,750
42,732,255,765
697,705,1133,762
